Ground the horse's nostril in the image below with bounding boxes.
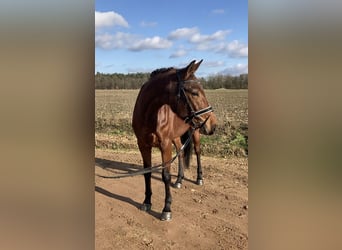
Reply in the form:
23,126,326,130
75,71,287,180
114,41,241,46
211,124,216,133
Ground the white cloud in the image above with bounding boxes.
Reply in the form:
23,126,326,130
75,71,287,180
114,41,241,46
95,32,136,50
96,32,172,51
95,20,246,59
95,11,129,29
168,27,231,45
216,40,248,57
189,30,231,43
169,49,188,58
168,27,199,40
219,63,248,76
167,27,245,59
212,30,232,40
129,36,172,51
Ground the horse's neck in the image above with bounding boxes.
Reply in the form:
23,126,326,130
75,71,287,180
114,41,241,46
146,82,176,113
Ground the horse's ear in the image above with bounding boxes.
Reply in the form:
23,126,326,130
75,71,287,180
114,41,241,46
184,59,203,79
193,59,203,72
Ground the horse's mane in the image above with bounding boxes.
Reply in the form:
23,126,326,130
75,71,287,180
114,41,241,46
149,67,175,79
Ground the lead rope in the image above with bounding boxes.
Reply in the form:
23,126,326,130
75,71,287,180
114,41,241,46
95,128,195,179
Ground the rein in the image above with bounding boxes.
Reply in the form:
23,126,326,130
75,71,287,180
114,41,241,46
96,128,195,179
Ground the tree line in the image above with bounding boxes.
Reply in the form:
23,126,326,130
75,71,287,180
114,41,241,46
95,72,248,89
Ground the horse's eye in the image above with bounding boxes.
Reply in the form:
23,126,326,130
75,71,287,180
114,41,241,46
184,87,199,96
191,91,199,96
186,89,199,96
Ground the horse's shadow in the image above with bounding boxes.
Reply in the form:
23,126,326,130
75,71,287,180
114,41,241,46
95,157,163,181
95,157,162,219
95,157,199,219
95,186,161,219
95,157,198,185
95,157,141,172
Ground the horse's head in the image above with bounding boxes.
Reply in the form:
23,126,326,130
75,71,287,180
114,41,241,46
175,60,217,135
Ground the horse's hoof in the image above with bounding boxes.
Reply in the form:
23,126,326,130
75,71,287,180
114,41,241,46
160,211,172,221
196,179,204,186
173,182,182,189
140,203,152,212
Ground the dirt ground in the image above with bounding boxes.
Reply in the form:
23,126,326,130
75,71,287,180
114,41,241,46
95,148,248,250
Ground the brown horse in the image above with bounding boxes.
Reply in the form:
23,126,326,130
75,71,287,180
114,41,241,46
132,60,217,221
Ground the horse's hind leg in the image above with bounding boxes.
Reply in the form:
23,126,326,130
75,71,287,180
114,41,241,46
173,138,184,189
193,130,203,185
138,143,152,211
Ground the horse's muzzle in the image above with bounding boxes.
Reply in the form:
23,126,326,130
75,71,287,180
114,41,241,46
208,124,216,135
200,121,216,135
202,124,215,135
200,113,217,135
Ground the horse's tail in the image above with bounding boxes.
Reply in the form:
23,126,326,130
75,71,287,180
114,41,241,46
181,130,193,168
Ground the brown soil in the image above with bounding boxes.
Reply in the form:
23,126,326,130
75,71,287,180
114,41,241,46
95,149,248,250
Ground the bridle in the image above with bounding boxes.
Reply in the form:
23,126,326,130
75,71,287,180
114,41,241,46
176,70,213,129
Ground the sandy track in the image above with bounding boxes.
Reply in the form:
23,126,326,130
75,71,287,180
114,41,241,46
95,149,248,249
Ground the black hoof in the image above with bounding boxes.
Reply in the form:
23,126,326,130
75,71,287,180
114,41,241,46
173,182,182,189
196,179,204,186
160,211,172,221
140,203,152,211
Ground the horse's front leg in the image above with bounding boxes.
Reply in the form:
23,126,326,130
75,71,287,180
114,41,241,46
160,140,173,221
193,130,203,185
138,143,152,211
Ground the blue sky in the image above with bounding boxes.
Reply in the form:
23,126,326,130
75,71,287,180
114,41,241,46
95,0,248,77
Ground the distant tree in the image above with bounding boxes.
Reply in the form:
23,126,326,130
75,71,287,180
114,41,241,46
95,72,247,89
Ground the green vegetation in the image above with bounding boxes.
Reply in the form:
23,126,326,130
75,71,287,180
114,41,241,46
230,132,248,149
